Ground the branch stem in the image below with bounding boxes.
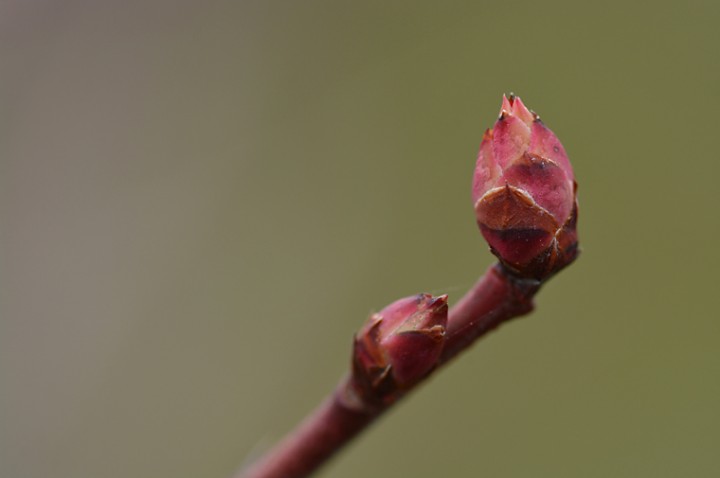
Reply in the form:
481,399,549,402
441,263,540,363
240,377,378,478
238,263,542,478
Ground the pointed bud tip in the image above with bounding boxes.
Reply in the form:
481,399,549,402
425,295,449,327
421,293,448,309
500,94,513,119
499,93,533,124
511,96,534,124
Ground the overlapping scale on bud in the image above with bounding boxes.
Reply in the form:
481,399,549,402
351,294,448,405
472,94,578,280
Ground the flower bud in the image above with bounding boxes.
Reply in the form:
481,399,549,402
352,294,448,402
472,94,578,279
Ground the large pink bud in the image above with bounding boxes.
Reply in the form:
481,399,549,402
352,294,448,405
472,95,578,280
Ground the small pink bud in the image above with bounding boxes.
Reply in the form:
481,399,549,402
472,95,578,279
352,294,448,402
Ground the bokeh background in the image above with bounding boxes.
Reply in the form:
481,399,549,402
2,1,719,477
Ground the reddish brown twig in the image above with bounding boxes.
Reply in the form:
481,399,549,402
239,264,545,478
239,377,378,478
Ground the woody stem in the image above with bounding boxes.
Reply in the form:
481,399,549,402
237,263,542,478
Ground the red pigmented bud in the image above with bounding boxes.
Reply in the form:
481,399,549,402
352,294,448,404
472,94,579,280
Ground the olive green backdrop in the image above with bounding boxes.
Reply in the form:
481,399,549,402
2,1,719,477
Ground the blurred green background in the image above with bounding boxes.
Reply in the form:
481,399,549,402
2,1,719,477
